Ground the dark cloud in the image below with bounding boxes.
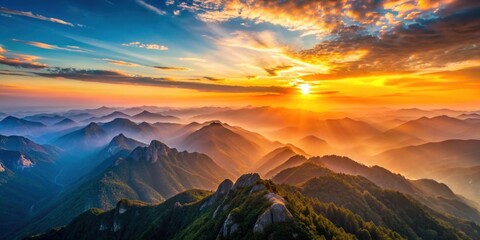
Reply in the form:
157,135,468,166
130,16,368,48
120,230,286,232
153,66,189,70
0,55,47,69
263,65,293,76
202,76,224,82
296,5,480,81
36,68,290,93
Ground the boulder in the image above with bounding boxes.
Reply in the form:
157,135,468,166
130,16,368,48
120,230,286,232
253,193,293,233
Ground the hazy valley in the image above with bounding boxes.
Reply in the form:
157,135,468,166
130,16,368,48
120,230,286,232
0,105,479,239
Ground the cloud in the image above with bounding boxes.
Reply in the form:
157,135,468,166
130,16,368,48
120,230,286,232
178,0,452,36
35,68,290,93
122,41,168,51
0,7,74,26
12,39,86,52
0,47,47,69
202,76,224,82
154,66,189,70
101,58,139,67
295,5,480,81
263,65,293,76
178,57,206,62
136,0,166,15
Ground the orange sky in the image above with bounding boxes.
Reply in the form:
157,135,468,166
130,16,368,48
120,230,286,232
0,0,479,111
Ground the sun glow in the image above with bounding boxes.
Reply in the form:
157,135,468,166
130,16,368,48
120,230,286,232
300,83,311,95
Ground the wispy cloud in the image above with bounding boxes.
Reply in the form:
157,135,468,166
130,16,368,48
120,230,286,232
101,58,139,67
0,45,46,69
36,68,290,93
0,7,74,26
178,57,206,62
12,39,86,52
122,41,168,51
136,0,166,15
154,66,189,70
263,65,293,76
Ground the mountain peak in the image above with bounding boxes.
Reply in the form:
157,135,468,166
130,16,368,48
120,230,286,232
130,140,173,163
232,173,260,190
86,122,100,129
56,118,74,124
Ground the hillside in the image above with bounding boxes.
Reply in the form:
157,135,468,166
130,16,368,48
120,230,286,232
0,135,62,237
272,156,480,224
15,140,232,237
26,173,479,240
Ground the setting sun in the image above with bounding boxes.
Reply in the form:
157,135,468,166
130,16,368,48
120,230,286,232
300,83,311,95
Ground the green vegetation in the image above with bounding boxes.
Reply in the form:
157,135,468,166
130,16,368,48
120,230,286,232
26,173,479,240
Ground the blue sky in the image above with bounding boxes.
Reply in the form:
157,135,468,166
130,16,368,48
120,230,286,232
0,0,479,110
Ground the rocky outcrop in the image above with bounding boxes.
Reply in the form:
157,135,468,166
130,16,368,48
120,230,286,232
232,173,260,190
0,162,4,172
220,213,239,237
130,140,172,163
201,179,233,210
249,184,267,195
253,193,293,233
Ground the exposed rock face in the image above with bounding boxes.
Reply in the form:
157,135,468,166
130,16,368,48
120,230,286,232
249,184,267,195
16,154,34,170
232,173,260,190
115,201,128,215
130,140,172,163
220,213,239,237
201,179,233,210
253,193,293,233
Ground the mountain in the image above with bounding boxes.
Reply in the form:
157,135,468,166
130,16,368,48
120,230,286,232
26,173,480,240
295,135,336,156
0,116,46,136
178,121,277,174
272,155,480,224
131,110,179,122
264,155,307,178
16,140,232,237
53,118,163,154
23,114,67,126
267,117,381,147
53,118,77,128
84,111,131,123
62,112,92,122
431,166,480,208
458,113,480,119
0,135,62,238
77,134,147,179
382,116,478,141
375,139,480,178
255,146,307,177
65,106,118,117
53,122,108,153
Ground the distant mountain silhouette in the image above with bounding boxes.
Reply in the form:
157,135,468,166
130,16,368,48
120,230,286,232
131,110,179,122
179,121,278,174
0,116,46,136
83,111,131,123
255,146,307,177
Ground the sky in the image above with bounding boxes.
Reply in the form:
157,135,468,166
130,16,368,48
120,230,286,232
0,0,479,111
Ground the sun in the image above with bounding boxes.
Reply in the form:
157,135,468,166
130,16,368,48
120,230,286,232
299,83,310,95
